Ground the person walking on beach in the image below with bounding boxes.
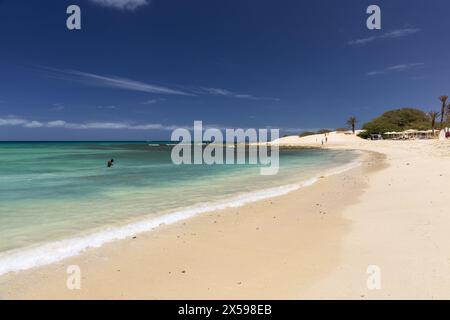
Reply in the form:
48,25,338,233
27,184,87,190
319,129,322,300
107,159,114,168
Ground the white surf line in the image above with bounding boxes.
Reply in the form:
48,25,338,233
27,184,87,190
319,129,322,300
0,154,362,276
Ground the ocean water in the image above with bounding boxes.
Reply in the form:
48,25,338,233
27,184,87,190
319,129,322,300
0,142,359,275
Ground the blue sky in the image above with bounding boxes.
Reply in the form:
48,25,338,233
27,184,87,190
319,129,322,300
1,0,449,140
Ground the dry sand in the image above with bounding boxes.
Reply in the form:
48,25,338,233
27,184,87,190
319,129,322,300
1,133,450,299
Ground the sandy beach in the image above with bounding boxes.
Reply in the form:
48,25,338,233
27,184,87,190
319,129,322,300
1,133,449,299
3,0,450,303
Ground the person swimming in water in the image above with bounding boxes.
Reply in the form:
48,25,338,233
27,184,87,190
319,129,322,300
107,159,114,168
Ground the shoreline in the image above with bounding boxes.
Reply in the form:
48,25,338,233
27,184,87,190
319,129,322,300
1,136,449,299
0,149,379,299
0,149,360,277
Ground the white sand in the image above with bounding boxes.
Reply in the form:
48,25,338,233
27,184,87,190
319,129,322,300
1,133,450,299
275,132,450,298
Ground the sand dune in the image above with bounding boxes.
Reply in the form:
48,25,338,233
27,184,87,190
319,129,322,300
272,131,367,148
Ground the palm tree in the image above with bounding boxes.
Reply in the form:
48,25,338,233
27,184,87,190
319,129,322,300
428,111,439,135
346,116,357,134
439,96,448,129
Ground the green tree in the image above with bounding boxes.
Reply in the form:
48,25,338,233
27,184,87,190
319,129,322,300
361,108,431,136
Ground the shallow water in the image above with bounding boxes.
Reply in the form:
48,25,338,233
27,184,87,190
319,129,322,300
0,142,358,274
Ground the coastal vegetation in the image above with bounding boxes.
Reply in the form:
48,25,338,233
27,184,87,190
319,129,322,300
357,106,448,138
298,95,450,139
298,129,332,137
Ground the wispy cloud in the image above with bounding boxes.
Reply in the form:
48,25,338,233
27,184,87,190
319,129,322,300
51,103,65,111
142,98,166,105
89,0,149,11
386,63,424,71
49,68,191,96
349,28,421,45
42,67,276,101
0,116,183,131
202,88,257,99
196,87,280,101
97,105,118,110
367,62,424,76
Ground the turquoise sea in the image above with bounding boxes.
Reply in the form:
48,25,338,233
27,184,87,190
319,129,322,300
0,142,359,275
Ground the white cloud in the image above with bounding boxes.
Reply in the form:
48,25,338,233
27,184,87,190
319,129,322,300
202,88,256,99
142,98,165,105
61,69,191,96
0,116,184,131
0,117,28,126
367,62,424,76
386,63,424,71
41,67,278,100
46,120,68,128
349,28,421,45
1,116,305,134
142,99,158,105
89,0,149,11
97,105,118,109
24,121,44,128
51,103,65,111
200,87,279,101
367,71,384,76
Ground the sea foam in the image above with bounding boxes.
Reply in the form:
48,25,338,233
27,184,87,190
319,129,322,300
0,157,361,276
